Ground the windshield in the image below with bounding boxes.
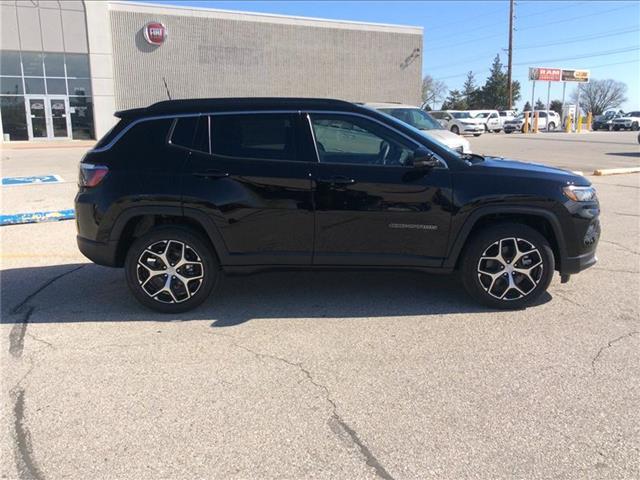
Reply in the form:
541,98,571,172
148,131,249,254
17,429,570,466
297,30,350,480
380,108,443,131
451,112,471,119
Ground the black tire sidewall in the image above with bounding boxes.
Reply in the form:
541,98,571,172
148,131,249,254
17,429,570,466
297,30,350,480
125,226,219,313
461,224,555,309
451,125,460,135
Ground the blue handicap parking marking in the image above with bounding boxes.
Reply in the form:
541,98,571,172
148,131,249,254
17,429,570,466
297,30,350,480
1,174,64,186
0,209,75,226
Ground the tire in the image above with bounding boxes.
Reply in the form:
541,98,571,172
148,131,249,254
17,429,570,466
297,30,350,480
473,133,481,137
484,124,489,133
547,122,555,131
505,130,512,134
460,223,555,310
125,226,220,313
451,125,460,135
613,126,620,131
632,122,639,131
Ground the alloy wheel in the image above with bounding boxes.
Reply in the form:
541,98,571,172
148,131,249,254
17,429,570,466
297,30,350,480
476,237,544,301
136,240,205,304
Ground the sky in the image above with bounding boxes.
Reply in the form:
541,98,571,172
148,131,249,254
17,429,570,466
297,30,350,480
134,0,640,110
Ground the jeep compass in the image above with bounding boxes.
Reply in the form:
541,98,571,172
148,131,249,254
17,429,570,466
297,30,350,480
75,98,600,313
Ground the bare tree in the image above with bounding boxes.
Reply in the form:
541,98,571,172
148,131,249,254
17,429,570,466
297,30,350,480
421,75,447,109
570,79,627,116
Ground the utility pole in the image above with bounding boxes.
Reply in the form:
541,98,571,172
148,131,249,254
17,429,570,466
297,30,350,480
507,0,514,109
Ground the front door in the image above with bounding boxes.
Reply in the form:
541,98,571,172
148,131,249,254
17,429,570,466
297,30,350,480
307,112,452,267
25,96,71,140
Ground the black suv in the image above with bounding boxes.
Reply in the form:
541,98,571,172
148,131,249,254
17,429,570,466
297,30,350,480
76,98,600,313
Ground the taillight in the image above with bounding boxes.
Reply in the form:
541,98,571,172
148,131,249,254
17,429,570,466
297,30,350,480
79,163,109,187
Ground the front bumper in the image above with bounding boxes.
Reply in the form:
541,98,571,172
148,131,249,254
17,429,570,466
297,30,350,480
561,249,597,274
461,125,484,134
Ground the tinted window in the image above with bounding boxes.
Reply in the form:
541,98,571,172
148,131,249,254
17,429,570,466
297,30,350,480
310,114,414,166
21,52,43,76
65,54,90,78
538,112,547,118
210,114,297,161
44,53,65,77
380,108,442,130
170,116,198,149
69,97,94,140
1,51,21,76
0,77,22,95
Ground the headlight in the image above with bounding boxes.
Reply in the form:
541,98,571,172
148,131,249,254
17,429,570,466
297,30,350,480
563,185,597,202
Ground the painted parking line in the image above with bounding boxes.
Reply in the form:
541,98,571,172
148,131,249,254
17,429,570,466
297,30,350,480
0,209,75,226
1,174,64,186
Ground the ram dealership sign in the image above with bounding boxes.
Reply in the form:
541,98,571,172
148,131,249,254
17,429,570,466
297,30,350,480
529,67,590,83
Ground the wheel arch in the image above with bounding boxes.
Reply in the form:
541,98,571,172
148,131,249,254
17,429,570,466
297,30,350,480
110,206,228,267
444,207,567,271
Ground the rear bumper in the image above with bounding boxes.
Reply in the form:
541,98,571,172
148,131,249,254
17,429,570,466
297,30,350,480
77,235,119,267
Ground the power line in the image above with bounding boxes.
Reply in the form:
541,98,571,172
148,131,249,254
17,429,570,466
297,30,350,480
513,46,640,65
517,4,635,31
433,47,640,81
515,26,640,50
587,58,640,69
426,26,640,72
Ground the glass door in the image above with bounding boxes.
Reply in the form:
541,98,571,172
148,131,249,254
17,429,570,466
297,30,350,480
24,96,71,140
48,97,70,139
26,97,48,139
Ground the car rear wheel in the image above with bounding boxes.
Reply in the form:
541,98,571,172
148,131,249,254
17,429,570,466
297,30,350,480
632,122,639,131
461,223,554,309
548,122,556,131
451,125,460,135
125,226,219,313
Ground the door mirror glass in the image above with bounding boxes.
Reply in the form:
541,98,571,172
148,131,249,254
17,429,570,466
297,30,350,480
412,149,440,169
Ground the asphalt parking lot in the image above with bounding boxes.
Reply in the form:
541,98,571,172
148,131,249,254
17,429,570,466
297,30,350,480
1,132,639,479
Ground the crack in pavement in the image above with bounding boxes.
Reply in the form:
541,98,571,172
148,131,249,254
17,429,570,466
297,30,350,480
600,240,640,256
209,332,394,480
591,331,639,374
8,265,85,358
11,388,45,480
6,265,85,479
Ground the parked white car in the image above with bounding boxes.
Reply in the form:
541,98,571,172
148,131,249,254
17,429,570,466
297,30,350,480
429,110,485,136
366,103,471,153
612,111,640,131
469,110,502,132
503,110,561,133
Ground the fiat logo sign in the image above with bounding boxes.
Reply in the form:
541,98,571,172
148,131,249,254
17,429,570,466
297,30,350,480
143,22,167,46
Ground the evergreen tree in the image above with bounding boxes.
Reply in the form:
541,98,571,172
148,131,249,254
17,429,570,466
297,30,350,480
477,54,521,109
549,100,563,115
523,101,532,112
441,90,467,110
462,71,479,109
535,98,546,110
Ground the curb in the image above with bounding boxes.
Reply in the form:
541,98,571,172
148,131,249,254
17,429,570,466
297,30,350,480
593,167,640,176
0,209,75,226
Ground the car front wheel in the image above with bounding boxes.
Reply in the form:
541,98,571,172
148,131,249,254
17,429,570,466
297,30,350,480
632,122,639,131
461,224,554,309
451,125,460,135
125,226,219,313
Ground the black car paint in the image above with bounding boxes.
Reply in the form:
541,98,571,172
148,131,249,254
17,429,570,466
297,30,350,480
76,98,599,277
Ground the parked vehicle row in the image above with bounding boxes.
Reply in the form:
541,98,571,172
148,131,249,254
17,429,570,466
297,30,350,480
429,110,485,136
611,111,640,131
76,97,600,313
503,110,561,134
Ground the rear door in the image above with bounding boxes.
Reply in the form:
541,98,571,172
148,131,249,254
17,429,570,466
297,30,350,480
305,112,452,267
180,112,314,266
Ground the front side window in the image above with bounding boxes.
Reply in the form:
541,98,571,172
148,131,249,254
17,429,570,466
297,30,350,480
210,114,297,161
310,114,414,166
451,112,471,119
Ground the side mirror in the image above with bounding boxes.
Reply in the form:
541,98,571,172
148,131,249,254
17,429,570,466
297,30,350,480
412,149,440,169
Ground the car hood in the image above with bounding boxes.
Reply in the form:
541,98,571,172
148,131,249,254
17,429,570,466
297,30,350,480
473,157,589,185
423,128,464,144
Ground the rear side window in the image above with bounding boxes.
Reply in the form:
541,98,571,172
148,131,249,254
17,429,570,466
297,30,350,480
170,117,198,148
210,114,297,161
170,116,209,153
94,119,129,149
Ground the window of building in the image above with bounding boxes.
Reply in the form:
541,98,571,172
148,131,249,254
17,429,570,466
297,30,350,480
0,96,28,140
310,114,414,166
0,50,95,140
210,114,297,161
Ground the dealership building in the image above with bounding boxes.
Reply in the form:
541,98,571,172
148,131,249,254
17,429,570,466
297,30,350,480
0,0,423,142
